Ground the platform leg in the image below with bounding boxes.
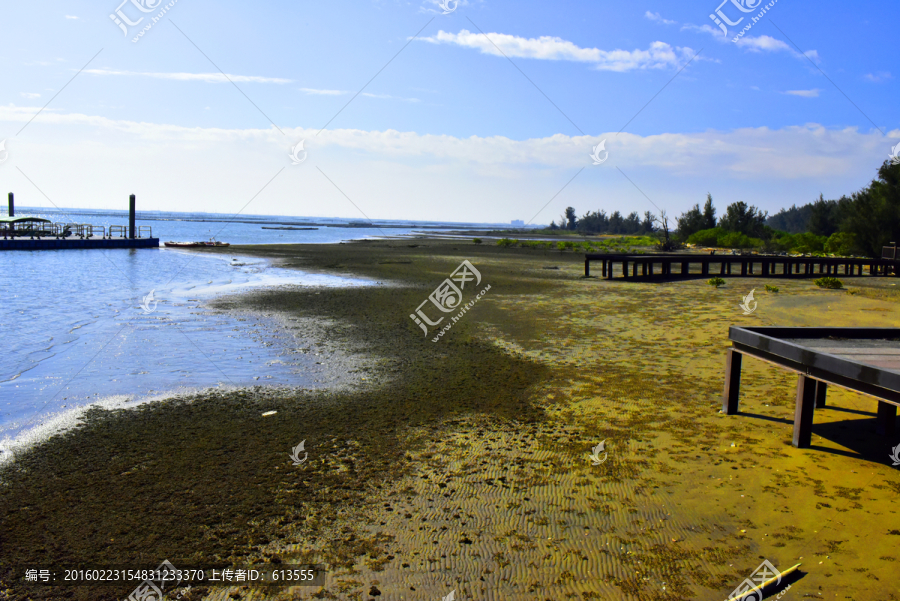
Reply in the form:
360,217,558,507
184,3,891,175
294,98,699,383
722,348,742,414
815,381,827,408
793,375,817,448
876,401,897,436
585,258,590,277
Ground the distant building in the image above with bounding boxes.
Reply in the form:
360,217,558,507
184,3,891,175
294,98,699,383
511,220,525,227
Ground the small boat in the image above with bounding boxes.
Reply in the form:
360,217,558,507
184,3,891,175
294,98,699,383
164,238,230,248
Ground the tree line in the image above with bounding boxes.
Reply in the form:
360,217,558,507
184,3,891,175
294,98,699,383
545,159,900,258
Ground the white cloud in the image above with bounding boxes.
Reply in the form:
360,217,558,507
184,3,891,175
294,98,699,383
645,11,676,25
735,34,792,53
361,93,420,103
864,71,891,82
418,30,698,72
21,93,41,99
681,23,726,38
299,88,348,95
784,89,820,98
65,15,79,20
683,24,819,59
82,69,292,84
0,105,892,222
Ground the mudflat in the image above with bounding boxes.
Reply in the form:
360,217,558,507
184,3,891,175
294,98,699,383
2,239,899,601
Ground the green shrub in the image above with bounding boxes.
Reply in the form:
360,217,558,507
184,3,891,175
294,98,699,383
473,238,482,244
765,284,779,293
717,232,762,249
814,276,843,289
687,227,722,247
824,232,856,255
708,277,725,288
497,238,518,248
790,232,827,254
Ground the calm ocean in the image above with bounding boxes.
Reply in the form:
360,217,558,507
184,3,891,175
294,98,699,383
0,208,510,455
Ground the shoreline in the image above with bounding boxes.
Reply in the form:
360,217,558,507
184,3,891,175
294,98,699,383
2,239,900,600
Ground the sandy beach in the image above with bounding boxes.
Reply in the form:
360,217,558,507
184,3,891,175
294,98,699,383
2,239,899,601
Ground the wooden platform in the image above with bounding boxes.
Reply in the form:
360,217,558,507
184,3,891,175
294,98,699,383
0,238,159,250
584,253,898,279
722,327,900,448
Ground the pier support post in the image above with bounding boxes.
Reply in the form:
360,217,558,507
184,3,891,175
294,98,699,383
7,192,13,217
723,348,742,414
585,257,590,277
876,402,897,437
815,381,827,408
793,375,817,448
129,194,136,239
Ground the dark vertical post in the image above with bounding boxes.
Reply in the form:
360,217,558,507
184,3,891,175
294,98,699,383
633,262,638,277
815,381,827,408
701,261,709,276
585,257,590,277
720,261,726,275
741,261,747,276
762,261,769,276
723,348,742,414
7,192,13,217
876,401,897,436
622,261,628,278
129,194,136,239
793,375,817,448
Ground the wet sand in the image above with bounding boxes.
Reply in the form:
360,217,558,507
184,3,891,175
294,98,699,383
1,239,899,600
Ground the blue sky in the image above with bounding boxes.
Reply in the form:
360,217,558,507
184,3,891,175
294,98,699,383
0,0,897,224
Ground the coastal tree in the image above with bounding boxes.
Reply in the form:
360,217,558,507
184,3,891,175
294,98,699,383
719,201,768,238
608,211,624,234
702,194,717,229
840,160,900,257
565,207,577,230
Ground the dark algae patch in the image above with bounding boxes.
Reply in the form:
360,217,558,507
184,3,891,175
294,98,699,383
3,239,900,600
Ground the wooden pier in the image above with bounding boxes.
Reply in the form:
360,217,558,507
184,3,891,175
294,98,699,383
584,252,898,280
723,327,900,448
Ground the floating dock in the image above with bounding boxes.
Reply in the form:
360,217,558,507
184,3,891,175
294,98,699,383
584,252,899,279
0,192,159,251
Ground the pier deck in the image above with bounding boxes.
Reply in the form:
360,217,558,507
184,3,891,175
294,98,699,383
722,327,900,448
584,252,898,280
